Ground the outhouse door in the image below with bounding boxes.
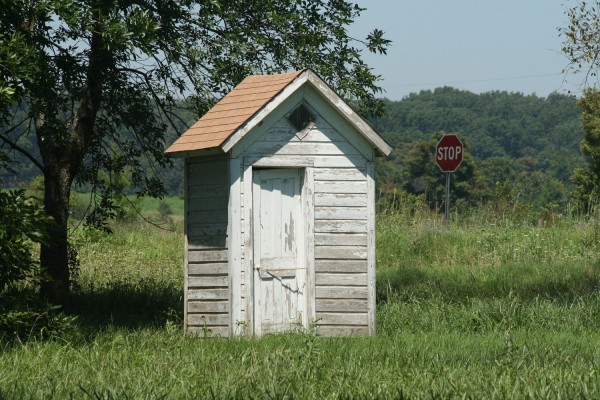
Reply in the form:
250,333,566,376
252,168,306,334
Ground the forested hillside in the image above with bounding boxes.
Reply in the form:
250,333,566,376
2,87,585,213
371,88,585,211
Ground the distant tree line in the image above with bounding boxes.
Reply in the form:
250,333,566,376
370,88,586,217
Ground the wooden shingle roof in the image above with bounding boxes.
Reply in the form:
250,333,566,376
165,70,304,155
165,69,392,157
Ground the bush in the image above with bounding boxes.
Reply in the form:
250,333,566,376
0,176,77,342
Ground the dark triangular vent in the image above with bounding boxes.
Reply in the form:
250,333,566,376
288,103,314,132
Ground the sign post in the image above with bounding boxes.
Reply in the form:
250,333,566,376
435,134,463,225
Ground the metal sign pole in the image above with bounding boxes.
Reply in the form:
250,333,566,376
445,172,450,225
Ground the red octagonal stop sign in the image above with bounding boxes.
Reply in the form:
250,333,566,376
435,134,463,172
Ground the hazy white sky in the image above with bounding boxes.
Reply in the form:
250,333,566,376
351,1,585,100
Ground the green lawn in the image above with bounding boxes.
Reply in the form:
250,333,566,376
3,209,600,398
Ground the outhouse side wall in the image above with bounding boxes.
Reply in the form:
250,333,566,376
185,156,230,336
233,87,376,335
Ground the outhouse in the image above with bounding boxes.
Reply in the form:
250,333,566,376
165,69,392,336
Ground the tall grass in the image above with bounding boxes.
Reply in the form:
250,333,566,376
3,204,600,398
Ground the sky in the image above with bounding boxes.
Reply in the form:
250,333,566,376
351,1,585,100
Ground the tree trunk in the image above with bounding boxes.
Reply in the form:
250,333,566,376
40,164,73,305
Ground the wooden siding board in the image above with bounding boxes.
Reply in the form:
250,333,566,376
187,185,229,199
188,163,229,179
316,273,368,286
314,168,366,181
315,286,368,299
188,288,229,301
315,233,367,246
316,312,368,325
314,206,367,220
314,220,367,234
187,301,229,313
315,193,368,207
244,142,362,158
188,250,228,263
315,260,367,273
316,299,368,312
314,246,367,260
314,180,367,194
187,236,229,250
187,210,228,224
187,314,230,326
188,223,227,238
188,275,229,287
188,263,228,275
259,125,348,144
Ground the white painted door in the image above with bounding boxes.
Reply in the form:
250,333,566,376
252,168,306,334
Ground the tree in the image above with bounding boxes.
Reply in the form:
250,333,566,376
0,151,76,341
560,3,600,213
561,1,600,87
572,89,600,212
0,0,390,303
401,132,484,210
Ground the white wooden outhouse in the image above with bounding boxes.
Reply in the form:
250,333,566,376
165,69,392,336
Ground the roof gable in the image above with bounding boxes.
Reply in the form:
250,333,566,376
165,69,392,157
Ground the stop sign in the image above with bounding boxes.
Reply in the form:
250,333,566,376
435,134,463,172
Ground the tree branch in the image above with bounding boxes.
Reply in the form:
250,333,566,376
0,118,45,173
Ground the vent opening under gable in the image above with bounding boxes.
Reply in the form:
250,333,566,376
287,103,314,133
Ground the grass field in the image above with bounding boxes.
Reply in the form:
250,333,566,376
3,201,600,398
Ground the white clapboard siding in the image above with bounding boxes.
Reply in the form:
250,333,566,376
312,155,367,169
314,168,366,181
188,275,229,288
188,250,228,263
314,246,367,260
245,141,362,157
315,273,368,286
315,233,367,246
188,263,228,275
188,223,227,238
186,157,230,337
316,299,368,312
188,288,229,301
314,220,367,234
315,193,367,207
187,197,228,212
315,260,367,273
187,314,230,326
188,163,229,179
187,236,228,250
316,312,368,325
314,206,367,220
314,180,367,194
315,286,368,299
259,123,348,143
187,210,228,224
187,184,229,199
187,301,229,313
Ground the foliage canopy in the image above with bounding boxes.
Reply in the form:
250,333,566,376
0,0,389,302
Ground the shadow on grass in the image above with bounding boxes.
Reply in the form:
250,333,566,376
65,279,183,334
